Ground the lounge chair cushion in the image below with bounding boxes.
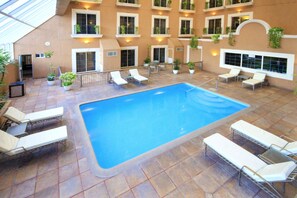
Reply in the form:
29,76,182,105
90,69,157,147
129,69,148,82
231,120,288,151
218,68,240,80
110,71,128,85
204,133,297,182
284,142,297,155
4,107,26,124
242,79,263,86
0,130,19,153
256,162,296,182
24,107,64,123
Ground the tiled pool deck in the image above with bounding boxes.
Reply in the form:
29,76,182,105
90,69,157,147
0,68,297,198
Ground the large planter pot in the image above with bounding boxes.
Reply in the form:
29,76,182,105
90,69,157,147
189,69,195,74
173,70,179,74
144,63,149,67
63,85,72,91
47,80,55,86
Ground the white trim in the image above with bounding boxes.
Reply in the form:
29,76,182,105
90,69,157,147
151,45,168,63
235,19,271,35
72,48,100,73
220,48,295,80
116,12,139,36
227,12,253,33
186,45,203,63
179,17,193,37
204,15,224,35
71,9,101,36
120,46,138,67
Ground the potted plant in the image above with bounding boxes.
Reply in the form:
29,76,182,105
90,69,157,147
268,27,284,48
144,57,151,66
173,59,180,74
211,34,220,44
187,62,195,74
190,36,198,49
120,25,126,34
47,73,56,86
59,72,77,91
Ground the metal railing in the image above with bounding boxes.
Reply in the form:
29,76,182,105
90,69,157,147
76,71,110,87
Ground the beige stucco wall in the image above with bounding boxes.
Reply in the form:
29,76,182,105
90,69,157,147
13,0,297,89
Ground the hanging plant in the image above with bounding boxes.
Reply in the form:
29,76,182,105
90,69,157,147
268,27,284,49
211,34,220,44
189,36,198,49
228,32,236,46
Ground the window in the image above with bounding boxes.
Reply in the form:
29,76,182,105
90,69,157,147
208,0,223,8
72,9,100,37
231,0,251,5
152,15,169,35
72,48,100,73
121,50,135,67
205,15,224,34
116,0,140,7
154,0,169,7
119,0,136,3
152,47,166,63
107,51,117,57
117,13,139,36
179,18,193,35
220,49,295,80
228,12,252,32
180,0,194,10
76,52,96,72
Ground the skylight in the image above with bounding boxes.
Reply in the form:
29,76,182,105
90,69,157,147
0,0,57,44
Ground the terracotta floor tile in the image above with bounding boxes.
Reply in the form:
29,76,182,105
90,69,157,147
35,169,58,193
0,170,16,191
150,172,176,197
34,185,59,198
78,158,89,173
84,183,109,198
166,163,191,186
15,162,38,184
37,155,58,175
123,166,147,188
178,180,205,197
10,178,36,198
80,170,104,190
193,170,221,194
181,141,201,155
132,181,159,198
117,190,135,198
0,188,11,198
140,158,163,178
156,151,179,170
59,161,79,183
105,174,130,197
59,176,82,198
72,192,85,198
58,150,77,167
164,189,183,198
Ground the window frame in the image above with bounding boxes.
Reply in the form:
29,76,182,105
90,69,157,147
151,15,170,37
150,45,168,63
72,48,100,73
220,49,295,80
179,17,193,36
204,15,224,35
116,12,140,37
71,9,102,38
179,0,195,12
120,46,138,67
227,12,253,33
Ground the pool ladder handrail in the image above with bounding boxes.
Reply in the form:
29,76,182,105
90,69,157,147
198,78,218,91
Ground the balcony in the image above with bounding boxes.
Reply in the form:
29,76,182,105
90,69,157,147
179,3,195,13
225,0,253,8
203,0,224,12
152,0,172,11
71,24,103,38
151,27,171,37
179,28,195,37
116,26,140,38
116,0,141,8
203,27,222,36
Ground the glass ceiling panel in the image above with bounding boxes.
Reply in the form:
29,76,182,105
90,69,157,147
0,0,56,44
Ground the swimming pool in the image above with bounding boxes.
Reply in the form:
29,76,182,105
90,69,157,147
80,83,248,171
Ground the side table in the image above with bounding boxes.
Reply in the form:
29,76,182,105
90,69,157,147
6,123,28,137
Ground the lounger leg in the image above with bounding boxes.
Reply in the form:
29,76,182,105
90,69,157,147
238,170,242,186
205,144,208,156
282,182,286,193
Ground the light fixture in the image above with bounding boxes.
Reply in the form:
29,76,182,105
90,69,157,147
212,51,218,56
157,38,163,42
84,39,90,44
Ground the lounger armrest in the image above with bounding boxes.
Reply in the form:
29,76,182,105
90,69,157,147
241,165,282,198
269,143,295,156
4,146,27,155
280,135,296,142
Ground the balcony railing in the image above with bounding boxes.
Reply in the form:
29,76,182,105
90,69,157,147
180,2,195,10
116,0,140,7
180,28,194,35
203,27,222,35
205,0,223,9
73,24,101,36
118,26,139,35
153,27,170,35
228,0,252,5
153,0,172,8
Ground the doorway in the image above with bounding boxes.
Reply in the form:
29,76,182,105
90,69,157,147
19,55,33,79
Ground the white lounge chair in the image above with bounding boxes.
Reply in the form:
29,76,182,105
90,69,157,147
4,106,64,126
204,133,297,198
242,72,266,91
218,68,240,83
231,120,297,156
0,126,67,157
110,71,128,86
129,69,148,84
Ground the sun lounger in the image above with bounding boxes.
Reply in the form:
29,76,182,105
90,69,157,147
110,71,128,86
204,133,297,198
231,120,297,156
0,126,67,158
129,69,148,84
4,106,64,126
218,68,240,83
242,72,266,91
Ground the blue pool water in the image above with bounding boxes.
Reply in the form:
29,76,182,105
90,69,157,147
80,83,248,169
